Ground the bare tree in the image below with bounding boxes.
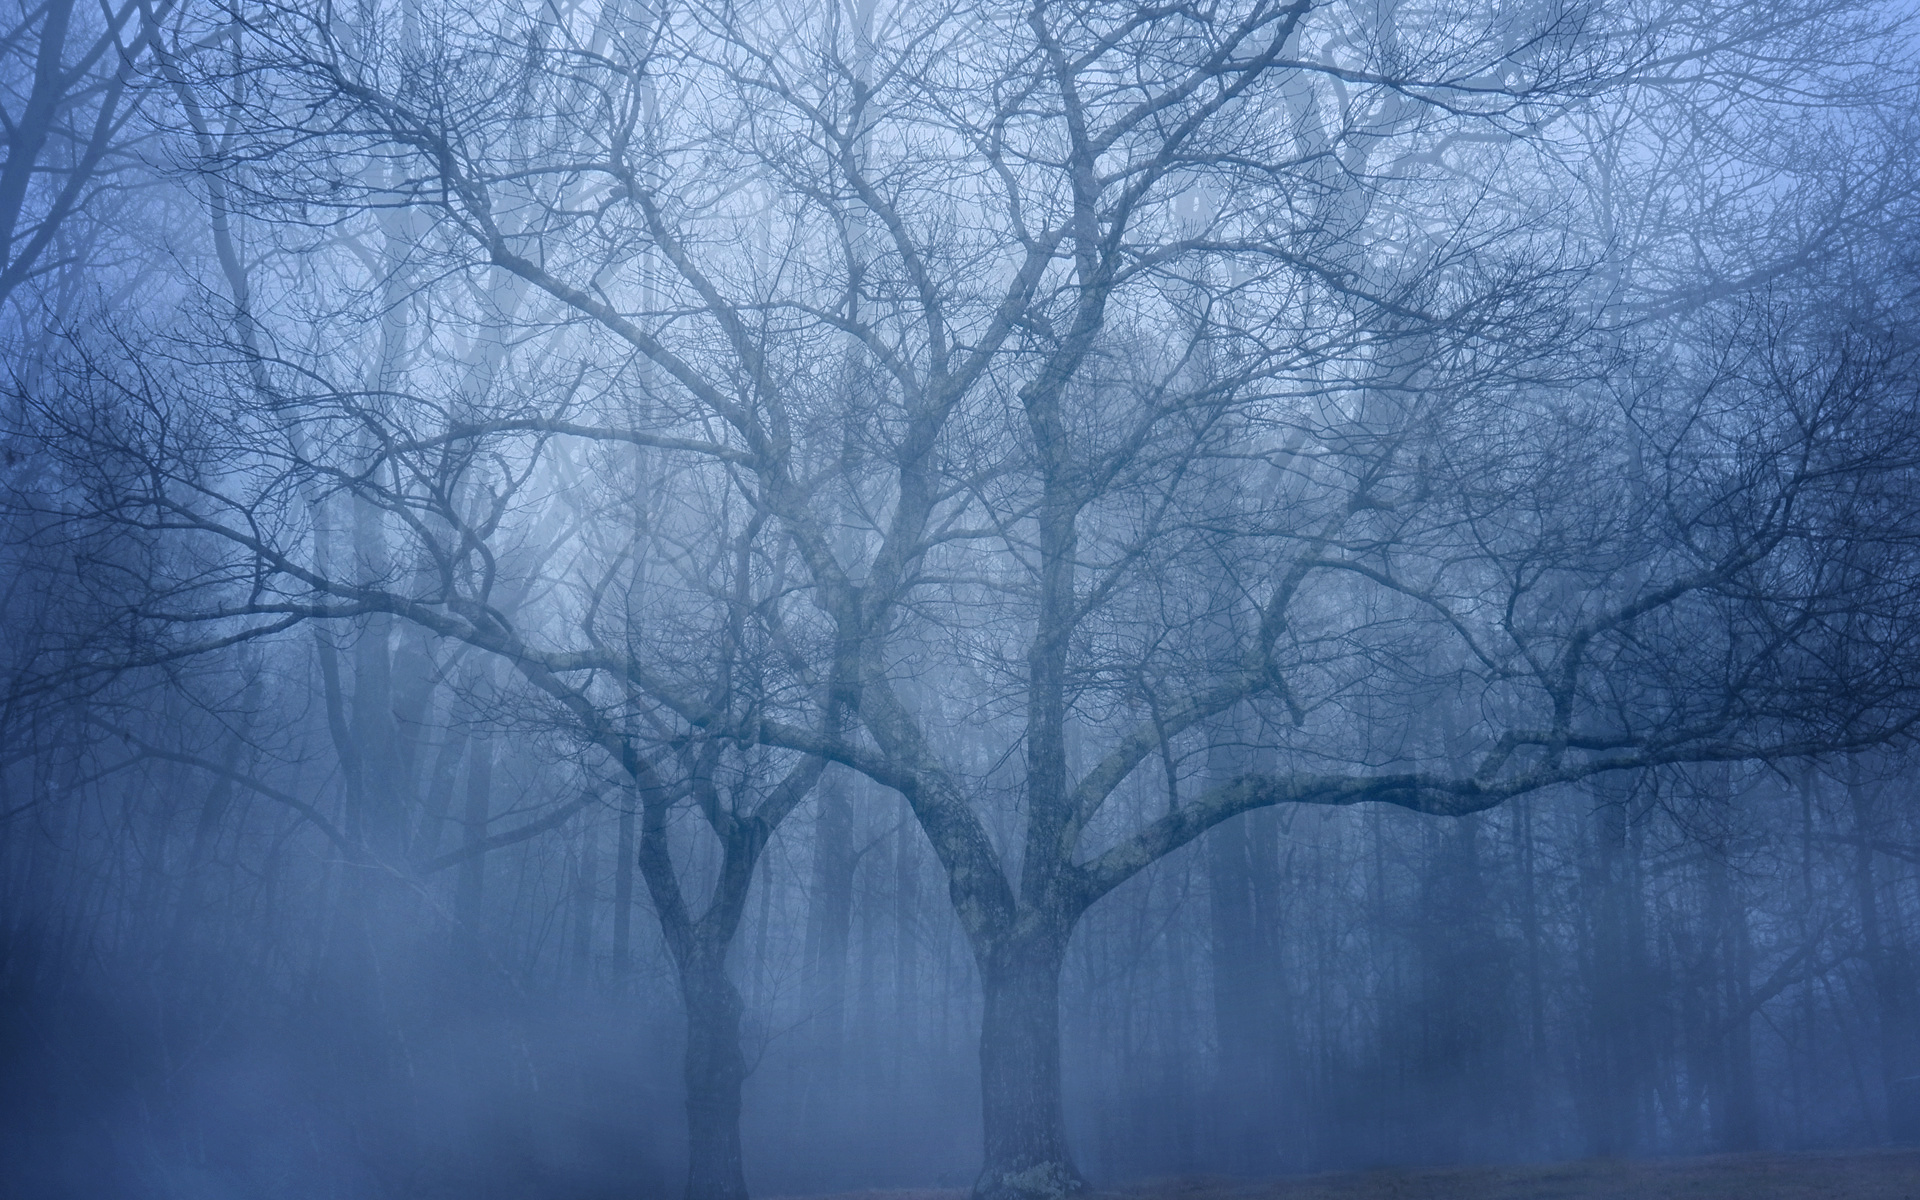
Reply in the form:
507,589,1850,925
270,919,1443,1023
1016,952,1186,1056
0,0,187,311
9,2,1920,1200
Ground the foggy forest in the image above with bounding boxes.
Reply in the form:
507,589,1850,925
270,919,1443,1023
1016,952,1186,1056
5,1,1920,1198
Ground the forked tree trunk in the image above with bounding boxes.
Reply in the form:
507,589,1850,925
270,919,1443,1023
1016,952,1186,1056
975,928,1085,1200
639,759,826,1200
636,792,760,1200
682,952,751,1200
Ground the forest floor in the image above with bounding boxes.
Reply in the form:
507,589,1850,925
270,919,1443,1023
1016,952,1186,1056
785,1148,1920,1200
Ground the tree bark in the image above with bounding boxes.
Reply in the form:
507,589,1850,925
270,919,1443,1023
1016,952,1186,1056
634,755,824,1200
681,950,751,1200
975,927,1084,1200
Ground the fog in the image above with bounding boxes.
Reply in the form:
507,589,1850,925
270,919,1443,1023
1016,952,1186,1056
11,748,1920,1190
8,755,1920,1198
3,1,1920,1198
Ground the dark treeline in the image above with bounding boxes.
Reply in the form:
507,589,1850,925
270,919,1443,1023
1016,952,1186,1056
4,1,1920,1199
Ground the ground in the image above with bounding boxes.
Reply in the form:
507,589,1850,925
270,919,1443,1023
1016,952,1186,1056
779,1148,1920,1200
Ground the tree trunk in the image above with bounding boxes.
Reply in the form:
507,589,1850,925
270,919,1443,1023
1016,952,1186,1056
634,763,821,1200
1208,807,1284,1173
682,953,751,1200
570,831,597,989
804,777,857,1058
975,928,1084,1200
1579,781,1648,1157
455,733,492,938
801,776,858,1146
1849,769,1920,1142
165,736,241,960
1705,836,1759,1151
614,800,635,985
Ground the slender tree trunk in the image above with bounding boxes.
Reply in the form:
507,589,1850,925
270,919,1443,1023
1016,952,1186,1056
614,799,635,985
893,817,920,1083
165,736,241,960
805,778,857,1058
410,721,466,865
388,624,438,819
1795,768,1819,1144
751,837,775,1010
1705,839,1759,1150
1849,769,1920,1142
455,733,492,937
571,830,596,989
1207,814,1260,1172
1511,795,1550,1158
351,490,399,858
802,775,857,1145
1580,782,1646,1157
975,924,1083,1200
